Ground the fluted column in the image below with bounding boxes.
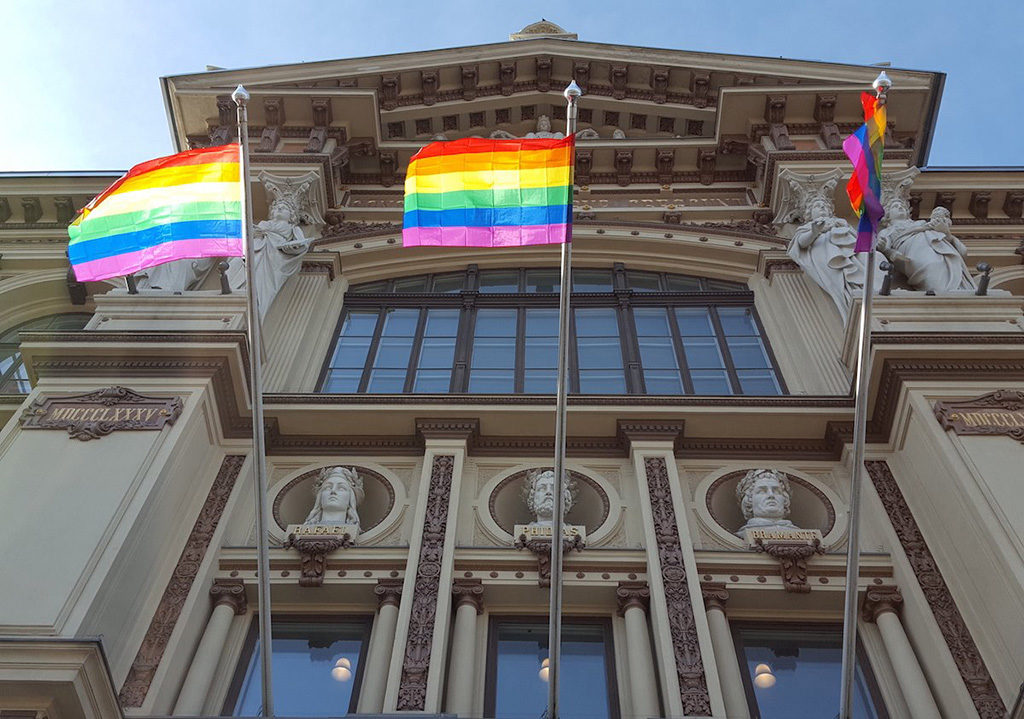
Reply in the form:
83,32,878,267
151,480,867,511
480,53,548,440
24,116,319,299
357,578,403,713
862,586,941,719
446,579,485,716
701,584,749,719
616,581,661,719
173,579,247,715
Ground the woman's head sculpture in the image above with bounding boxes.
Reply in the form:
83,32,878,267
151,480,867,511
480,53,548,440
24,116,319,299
303,466,365,528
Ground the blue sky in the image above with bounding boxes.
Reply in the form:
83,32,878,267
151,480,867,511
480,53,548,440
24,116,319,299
3,0,1021,171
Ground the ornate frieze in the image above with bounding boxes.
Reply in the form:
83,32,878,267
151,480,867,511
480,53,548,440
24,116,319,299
397,454,454,711
865,460,1005,718
643,456,712,715
119,455,246,707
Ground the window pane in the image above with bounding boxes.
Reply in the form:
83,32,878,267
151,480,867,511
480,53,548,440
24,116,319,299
469,369,515,393
633,308,671,336
492,621,613,719
664,274,702,292
525,308,559,371
474,309,518,337
706,277,747,291
682,337,725,368
413,370,452,393
322,370,363,393
644,370,684,394
479,270,520,293
727,336,771,369
470,309,517,392
675,308,715,336
373,337,414,368
233,620,368,717
348,281,387,293
691,369,732,395
572,269,613,292
417,337,455,368
579,370,626,394
340,311,379,338
366,368,407,393
525,269,560,293
575,309,624,393
626,271,661,292
738,369,781,395
392,276,429,292
736,626,884,719
523,369,557,393
330,338,372,370
718,306,759,335
431,273,464,293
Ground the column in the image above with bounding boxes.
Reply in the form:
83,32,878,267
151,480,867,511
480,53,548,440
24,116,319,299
616,582,661,719
173,580,247,715
862,585,941,719
357,578,403,713
701,583,750,719
446,579,485,716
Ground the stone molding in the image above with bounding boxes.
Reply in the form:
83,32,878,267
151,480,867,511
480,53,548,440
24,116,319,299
861,584,903,623
451,578,485,614
865,460,1005,718
615,580,651,615
397,454,455,711
209,578,247,614
643,456,712,715
374,577,404,608
118,454,246,708
700,582,730,613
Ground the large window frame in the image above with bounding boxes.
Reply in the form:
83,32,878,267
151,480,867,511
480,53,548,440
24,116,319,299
0,313,92,393
320,265,786,396
483,615,621,719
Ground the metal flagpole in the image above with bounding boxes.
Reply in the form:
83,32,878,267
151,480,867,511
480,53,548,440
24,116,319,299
838,72,891,719
546,79,581,719
232,84,275,718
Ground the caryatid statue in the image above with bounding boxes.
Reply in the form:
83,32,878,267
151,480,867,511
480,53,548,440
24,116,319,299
734,468,802,538
303,466,365,529
522,469,577,527
777,169,885,324
877,168,975,293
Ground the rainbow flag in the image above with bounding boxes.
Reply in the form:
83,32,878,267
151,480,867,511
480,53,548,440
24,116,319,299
843,92,887,252
68,145,244,281
403,136,574,247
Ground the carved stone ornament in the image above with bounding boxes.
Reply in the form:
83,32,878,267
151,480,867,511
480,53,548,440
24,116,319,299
616,581,651,615
119,455,246,707
861,584,903,623
20,386,183,441
644,457,712,715
934,390,1024,443
866,460,1005,718
700,582,729,613
514,533,584,587
284,533,354,587
210,578,247,614
375,577,403,608
753,535,824,593
397,455,454,711
452,577,485,613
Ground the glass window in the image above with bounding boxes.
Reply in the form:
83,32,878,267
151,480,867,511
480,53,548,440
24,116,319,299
486,619,619,719
0,313,91,393
228,618,370,717
734,624,887,719
322,266,783,395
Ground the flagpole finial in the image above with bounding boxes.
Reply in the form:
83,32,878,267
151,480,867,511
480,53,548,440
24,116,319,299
563,80,582,101
231,84,250,107
872,71,892,98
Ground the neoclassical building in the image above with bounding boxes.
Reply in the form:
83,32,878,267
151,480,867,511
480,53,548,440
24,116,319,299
2,20,1024,719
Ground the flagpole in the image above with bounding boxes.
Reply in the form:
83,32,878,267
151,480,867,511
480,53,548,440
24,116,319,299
838,73,890,719
232,84,275,718
546,79,581,719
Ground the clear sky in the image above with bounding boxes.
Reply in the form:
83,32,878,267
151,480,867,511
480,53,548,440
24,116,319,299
3,0,1021,171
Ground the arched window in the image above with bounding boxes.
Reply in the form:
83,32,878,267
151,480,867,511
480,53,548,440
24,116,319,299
319,266,784,396
0,313,92,393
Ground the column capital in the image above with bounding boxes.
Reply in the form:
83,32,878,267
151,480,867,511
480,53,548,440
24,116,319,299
374,578,404,608
452,577,485,614
617,420,684,451
700,582,730,613
861,584,903,623
616,580,651,616
210,578,247,615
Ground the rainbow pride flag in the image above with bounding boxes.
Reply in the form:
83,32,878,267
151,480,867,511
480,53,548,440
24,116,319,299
403,136,574,247
68,145,244,281
843,92,887,252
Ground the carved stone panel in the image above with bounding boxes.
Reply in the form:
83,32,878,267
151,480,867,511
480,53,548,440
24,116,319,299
397,454,454,711
20,386,183,441
119,455,246,707
643,457,712,715
865,460,1005,718
934,390,1024,443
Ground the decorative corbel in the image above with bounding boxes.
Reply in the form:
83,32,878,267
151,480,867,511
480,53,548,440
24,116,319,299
690,70,710,108
380,74,400,111
573,60,590,93
650,66,670,104
499,62,516,96
379,152,397,188
54,196,75,225
656,148,675,185
257,96,285,152
814,94,843,149
1002,191,1024,219
420,69,439,105
764,95,794,150
935,191,956,213
536,56,553,92
285,533,354,587
753,536,824,593
514,532,584,587
968,191,991,219
609,64,628,100
698,149,717,186
0,197,10,223
21,197,42,225
208,95,235,146
461,65,478,101
575,149,593,186
305,97,332,153
615,149,634,187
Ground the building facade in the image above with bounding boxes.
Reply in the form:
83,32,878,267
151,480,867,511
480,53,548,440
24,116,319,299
2,21,1023,719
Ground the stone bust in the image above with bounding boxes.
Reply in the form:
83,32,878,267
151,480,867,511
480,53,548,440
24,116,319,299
303,466,364,529
522,469,576,526
734,468,801,537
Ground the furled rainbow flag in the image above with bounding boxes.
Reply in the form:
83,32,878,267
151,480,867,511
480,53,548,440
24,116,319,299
68,145,244,281
403,136,574,247
843,92,887,252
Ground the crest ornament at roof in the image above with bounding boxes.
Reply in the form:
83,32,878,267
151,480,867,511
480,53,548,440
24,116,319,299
510,19,577,41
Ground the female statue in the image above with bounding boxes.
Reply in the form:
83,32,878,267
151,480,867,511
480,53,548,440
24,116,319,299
303,466,364,529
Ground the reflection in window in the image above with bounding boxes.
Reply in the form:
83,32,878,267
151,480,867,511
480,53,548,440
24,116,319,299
0,313,92,393
229,618,370,716
486,619,619,719
322,266,783,395
733,624,887,719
